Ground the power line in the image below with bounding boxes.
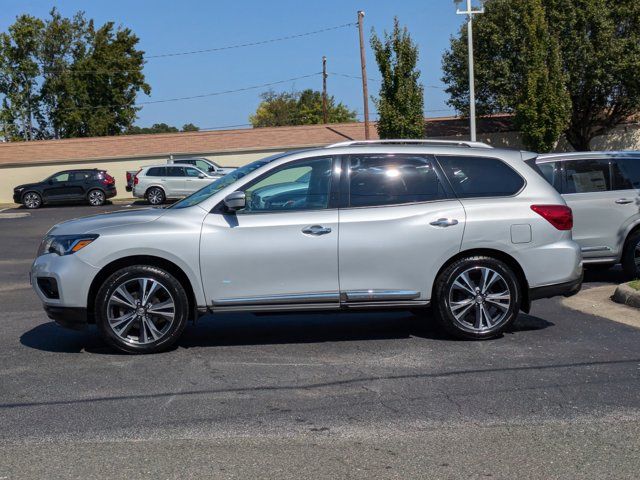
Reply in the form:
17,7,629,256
330,71,445,89
147,23,356,59
56,73,322,112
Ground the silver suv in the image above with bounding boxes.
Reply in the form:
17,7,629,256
535,152,640,277
132,164,216,205
31,140,582,353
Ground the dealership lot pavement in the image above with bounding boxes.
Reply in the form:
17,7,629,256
1,204,640,478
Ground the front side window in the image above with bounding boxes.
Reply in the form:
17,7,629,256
50,172,70,183
195,160,213,172
537,162,561,190
185,167,202,177
240,157,333,213
348,154,446,207
166,167,185,177
612,158,640,190
438,155,525,198
564,159,611,193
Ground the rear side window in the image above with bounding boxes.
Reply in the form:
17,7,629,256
563,159,611,193
166,167,185,177
348,154,447,207
612,158,640,190
146,167,166,177
437,156,525,198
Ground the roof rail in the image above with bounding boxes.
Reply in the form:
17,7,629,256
325,139,493,149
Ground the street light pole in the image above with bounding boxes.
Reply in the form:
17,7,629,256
456,0,484,142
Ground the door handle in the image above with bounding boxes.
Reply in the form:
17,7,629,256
302,225,332,236
430,218,459,227
615,198,633,205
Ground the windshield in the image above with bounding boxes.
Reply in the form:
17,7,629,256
170,152,293,209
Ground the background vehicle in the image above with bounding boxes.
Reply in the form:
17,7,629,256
535,151,640,278
169,157,235,176
32,141,582,354
132,164,215,205
13,169,116,209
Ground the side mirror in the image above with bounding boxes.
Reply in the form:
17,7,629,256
208,167,215,173
223,191,245,212
48,179,53,185
198,173,205,179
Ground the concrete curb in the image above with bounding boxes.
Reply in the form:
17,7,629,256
612,283,640,309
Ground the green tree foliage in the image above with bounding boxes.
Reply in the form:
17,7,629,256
0,8,149,141
442,0,640,151
181,123,199,132
126,122,200,135
370,18,425,139
249,89,356,127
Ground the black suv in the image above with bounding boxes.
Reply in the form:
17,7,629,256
13,169,117,209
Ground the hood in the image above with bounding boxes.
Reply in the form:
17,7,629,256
48,207,166,235
14,183,39,191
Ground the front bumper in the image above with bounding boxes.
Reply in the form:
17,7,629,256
529,272,583,301
44,305,88,330
13,192,22,203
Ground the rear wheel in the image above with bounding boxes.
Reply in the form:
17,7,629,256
622,231,640,279
146,187,165,205
23,192,42,209
95,265,189,354
87,189,106,206
433,256,521,340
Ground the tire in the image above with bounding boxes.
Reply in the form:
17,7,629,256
433,256,521,340
622,231,640,279
146,187,165,206
87,189,106,206
22,191,42,209
95,265,189,354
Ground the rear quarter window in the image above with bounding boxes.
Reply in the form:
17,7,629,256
146,167,166,176
437,155,525,198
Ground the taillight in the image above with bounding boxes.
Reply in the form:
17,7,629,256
126,171,132,182
98,171,114,185
134,175,139,186
531,205,573,230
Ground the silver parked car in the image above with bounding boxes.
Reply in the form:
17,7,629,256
31,140,582,353
535,151,640,277
169,157,236,177
132,164,216,205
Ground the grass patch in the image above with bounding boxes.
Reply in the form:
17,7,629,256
628,280,640,290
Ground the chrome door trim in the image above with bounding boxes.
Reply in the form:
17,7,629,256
342,290,421,302
213,302,341,313
213,292,340,306
581,246,612,253
344,300,429,309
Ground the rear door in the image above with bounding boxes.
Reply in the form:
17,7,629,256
338,153,465,303
164,166,186,196
66,171,91,199
561,158,631,258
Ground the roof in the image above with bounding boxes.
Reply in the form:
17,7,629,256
0,115,523,168
538,150,640,161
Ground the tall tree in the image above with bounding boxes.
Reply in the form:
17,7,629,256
370,18,425,139
442,0,640,151
0,9,149,140
249,89,356,127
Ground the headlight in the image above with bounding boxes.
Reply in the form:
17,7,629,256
37,234,99,256
14,187,24,192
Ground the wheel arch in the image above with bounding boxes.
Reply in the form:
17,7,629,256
620,221,640,262
21,189,43,203
87,255,198,323
85,187,107,199
432,248,531,313
145,185,166,196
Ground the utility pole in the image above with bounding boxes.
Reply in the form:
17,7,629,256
357,10,370,139
456,0,484,142
322,56,328,124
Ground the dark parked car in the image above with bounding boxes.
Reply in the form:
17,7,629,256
13,169,117,209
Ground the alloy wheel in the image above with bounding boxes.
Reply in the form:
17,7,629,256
88,190,105,206
448,266,511,334
147,188,163,205
23,192,41,209
107,277,175,345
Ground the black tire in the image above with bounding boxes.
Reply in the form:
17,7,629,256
433,256,521,340
146,187,165,205
622,231,640,279
87,189,106,206
22,191,42,209
95,265,189,354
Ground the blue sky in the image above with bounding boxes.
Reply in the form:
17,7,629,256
1,0,467,130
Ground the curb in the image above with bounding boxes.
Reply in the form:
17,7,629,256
612,283,640,309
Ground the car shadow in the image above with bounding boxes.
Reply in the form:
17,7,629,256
20,310,554,354
583,264,627,285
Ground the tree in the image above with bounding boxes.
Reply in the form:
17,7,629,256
442,0,640,151
126,122,199,134
249,88,356,127
181,123,199,132
0,8,149,140
370,18,425,139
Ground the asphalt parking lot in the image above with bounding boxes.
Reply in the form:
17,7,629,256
1,203,640,479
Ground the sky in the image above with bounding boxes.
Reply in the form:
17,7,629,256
1,0,468,130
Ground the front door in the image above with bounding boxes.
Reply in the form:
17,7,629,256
42,172,74,202
338,153,465,303
200,156,339,308
184,167,213,194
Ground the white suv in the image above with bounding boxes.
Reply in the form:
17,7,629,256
132,164,216,205
32,140,582,353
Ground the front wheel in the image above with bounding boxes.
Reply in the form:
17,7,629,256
433,256,521,340
622,231,640,279
95,265,189,354
23,192,42,209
